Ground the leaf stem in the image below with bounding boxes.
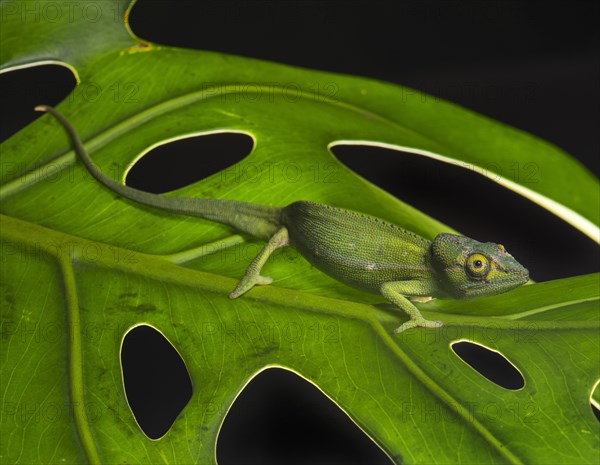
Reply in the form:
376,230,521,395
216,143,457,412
60,255,102,465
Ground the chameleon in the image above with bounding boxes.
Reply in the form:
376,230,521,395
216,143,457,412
35,105,529,333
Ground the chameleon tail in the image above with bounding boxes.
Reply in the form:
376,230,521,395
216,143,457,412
35,105,282,239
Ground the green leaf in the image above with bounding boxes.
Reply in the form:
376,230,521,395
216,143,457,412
1,1,599,464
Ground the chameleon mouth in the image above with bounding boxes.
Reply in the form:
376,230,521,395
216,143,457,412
462,269,529,298
513,265,530,284
518,269,530,284
493,260,529,284
497,268,529,287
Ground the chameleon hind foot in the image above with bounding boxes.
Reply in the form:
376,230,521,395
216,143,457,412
393,318,443,334
229,275,273,299
229,227,289,299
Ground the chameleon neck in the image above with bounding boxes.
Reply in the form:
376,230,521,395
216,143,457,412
37,106,281,239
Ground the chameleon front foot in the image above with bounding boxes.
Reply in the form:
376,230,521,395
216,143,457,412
393,318,443,334
380,281,443,334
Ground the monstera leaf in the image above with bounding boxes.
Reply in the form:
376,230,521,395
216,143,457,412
1,1,598,464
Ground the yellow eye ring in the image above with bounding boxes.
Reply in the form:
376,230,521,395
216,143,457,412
466,253,489,278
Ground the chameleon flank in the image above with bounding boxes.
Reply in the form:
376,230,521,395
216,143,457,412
35,105,529,333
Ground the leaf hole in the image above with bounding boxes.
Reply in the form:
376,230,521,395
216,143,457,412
217,367,392,465
330,143,599,281
120,325,192,439
591,380,600,423
451,340,524,390
125,132,254,193
0,64,76,143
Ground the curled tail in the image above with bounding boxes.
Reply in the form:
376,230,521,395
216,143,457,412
35,105,282,239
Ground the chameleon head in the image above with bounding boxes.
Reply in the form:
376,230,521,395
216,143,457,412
430,233,529,299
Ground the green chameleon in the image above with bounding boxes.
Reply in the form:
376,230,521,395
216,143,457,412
36,105,529,333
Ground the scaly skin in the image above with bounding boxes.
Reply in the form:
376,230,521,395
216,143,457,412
36,105,530,333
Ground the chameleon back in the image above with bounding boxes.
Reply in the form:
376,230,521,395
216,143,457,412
281,201,433,293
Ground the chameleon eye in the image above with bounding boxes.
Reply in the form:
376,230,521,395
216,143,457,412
466,253,489,278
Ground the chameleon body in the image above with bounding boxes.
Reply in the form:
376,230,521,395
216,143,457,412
36,105,529,333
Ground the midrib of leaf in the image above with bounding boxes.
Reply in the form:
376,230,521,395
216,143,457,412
500,298,600,320
428,313,597,330
5,213,599,464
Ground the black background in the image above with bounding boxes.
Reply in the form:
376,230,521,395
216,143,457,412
2,1,599,464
